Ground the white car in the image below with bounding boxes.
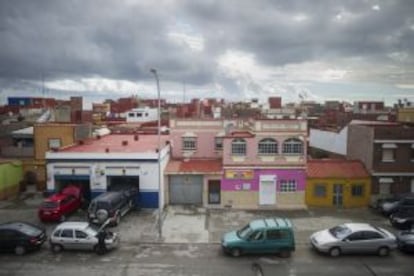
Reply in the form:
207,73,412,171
310,223,397,257
49,221,119,253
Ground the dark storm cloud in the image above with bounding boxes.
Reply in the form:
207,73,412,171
0,0,413,99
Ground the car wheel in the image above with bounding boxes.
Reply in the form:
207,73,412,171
51,244,63,253
14,245,26,256
329,247,341,257
279,250,291,258
230,248,241,257
378,246,390,257
96,209,109,223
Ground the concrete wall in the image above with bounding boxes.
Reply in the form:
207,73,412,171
347,125,374,172
34,124,76,160
309,127,348,155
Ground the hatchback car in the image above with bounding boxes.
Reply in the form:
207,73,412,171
310,223,397,257
396,229,414,253
379,194,414,216
38,185,84,222
221,217,295,257
0,222,46,255
390,208,414,230
49,221,119,254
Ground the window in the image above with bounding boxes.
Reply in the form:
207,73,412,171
61,229,73,238
231,138,246,156
250,231,264,241
411,145,414,161
136,112,142,117
282,138,303,155
267,229,289,240
363,231,383,240
382,149,395,162
48,138,61,149
215,137,223,151
258,138,278,155
280,180,297,192
314,184,326,197
182,137,196,151
128,113,135,118
53,229,62,237
75,230,88,239
351,184,364,197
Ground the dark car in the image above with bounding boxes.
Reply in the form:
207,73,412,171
87,188,137,226
378,194,414,216
0,222,46,255
38,185,84,222
390,208,414,230
396,229,414,253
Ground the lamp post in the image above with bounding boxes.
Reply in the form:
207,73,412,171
150,68,162,239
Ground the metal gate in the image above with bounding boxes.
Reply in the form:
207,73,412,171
169,175,203,205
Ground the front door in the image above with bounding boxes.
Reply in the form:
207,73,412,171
333,184,343,207
259,175,276,205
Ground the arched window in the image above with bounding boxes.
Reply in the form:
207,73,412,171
282,138,303,154
231,138,246,156
258,138,278,155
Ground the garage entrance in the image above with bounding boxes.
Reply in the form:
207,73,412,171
169,175,203,205
54,175,91,201
107,176,140,206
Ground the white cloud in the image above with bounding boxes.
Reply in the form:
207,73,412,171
372,5,381,11
168,31,205,52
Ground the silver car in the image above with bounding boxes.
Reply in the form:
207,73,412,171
49,221,119,253
310,223,397,257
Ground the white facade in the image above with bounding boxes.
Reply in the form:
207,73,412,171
309,126,348,155
125,107,158,123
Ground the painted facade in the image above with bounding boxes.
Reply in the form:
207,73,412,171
306,160,371,208
0,160,23,200
46,134,170,208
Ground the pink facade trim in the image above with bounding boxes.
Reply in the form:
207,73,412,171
221,169,306,191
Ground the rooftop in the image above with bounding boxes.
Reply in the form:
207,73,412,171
307,159,369,178
59,134,169,153
165,159,222,174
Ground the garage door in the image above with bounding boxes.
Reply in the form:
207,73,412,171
54,175,91,201
107,176,140,206
169,175,203,205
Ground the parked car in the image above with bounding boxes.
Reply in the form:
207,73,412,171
87,188,137,226
38,185,84,222
49,221,119,254
390,208,414,230
310,223,397,257
221,217,295,257
0,222,46,255
396,229,414,253
379,194,414,216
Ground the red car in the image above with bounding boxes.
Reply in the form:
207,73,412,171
38,185,83,222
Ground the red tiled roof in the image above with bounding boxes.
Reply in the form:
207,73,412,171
166,159,222,174
59,134,169,153
307,159,369,178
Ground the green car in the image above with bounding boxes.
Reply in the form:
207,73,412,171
221,217,295,257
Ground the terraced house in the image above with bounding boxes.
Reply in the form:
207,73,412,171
166,118,307,209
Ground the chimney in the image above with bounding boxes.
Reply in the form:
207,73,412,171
122,140,128,146
78,140,84,145
97,135,101,140
134,135,139,141
105,148,110,153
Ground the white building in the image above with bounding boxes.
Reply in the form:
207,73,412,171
125,107,158,123
45,134,170,208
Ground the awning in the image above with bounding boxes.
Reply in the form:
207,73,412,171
379,177,394,184
382,143,397,149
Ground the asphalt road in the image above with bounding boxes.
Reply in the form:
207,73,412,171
0,243,413,276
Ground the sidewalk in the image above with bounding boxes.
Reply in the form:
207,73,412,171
0,195,391,246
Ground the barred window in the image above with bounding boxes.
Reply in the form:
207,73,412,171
282,138,303,155
314,184,326,197
215,137,223,151
351,184,364,197
182,137,196,151
280,180,297,192
258,138,278,155
231,138,246,156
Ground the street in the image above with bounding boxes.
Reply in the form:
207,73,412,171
0,243,413,276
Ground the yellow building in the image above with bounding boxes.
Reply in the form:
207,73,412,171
306,159,371,208
397,107,414,123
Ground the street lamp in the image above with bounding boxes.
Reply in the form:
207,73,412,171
150,68,162,239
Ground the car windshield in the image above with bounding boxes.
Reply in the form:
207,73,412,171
41,201,58,209
16,224,42,236
329,225,352,239
236,224,253,240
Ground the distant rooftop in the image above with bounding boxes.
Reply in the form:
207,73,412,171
307,159,369,178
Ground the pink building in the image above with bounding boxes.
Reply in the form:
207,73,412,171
166,118,308,209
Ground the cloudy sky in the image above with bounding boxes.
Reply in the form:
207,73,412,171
0,0,413,108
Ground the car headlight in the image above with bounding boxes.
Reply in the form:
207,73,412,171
395,218,407,223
